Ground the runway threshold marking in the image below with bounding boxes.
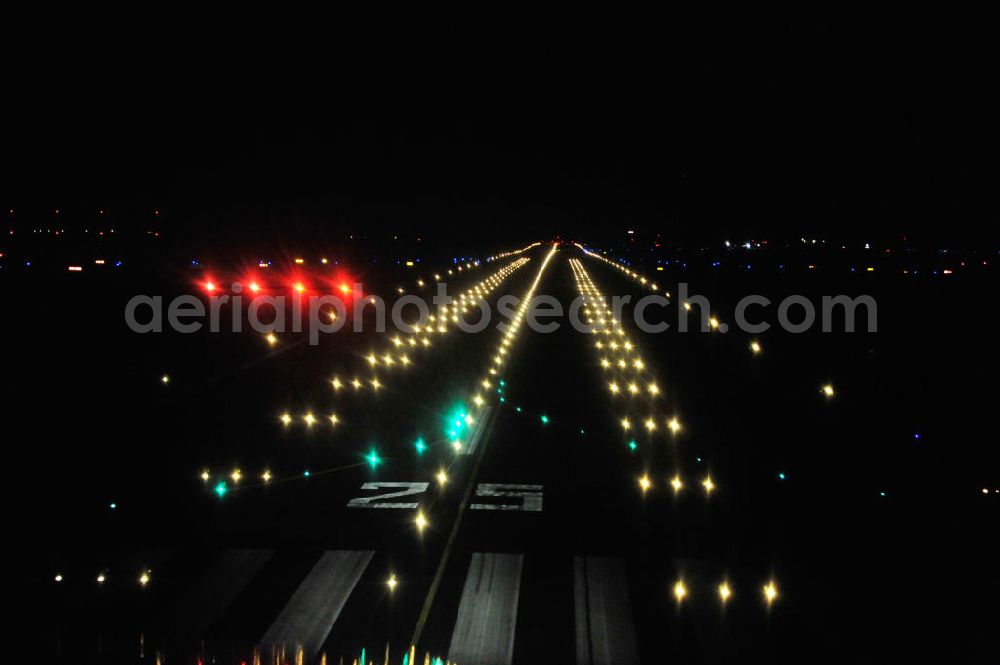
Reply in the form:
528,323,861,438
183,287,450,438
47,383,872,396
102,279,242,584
447,552,525,665
259,550,373,660
574,556,640,665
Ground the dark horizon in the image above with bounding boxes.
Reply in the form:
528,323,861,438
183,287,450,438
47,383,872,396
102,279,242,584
3,19,991,248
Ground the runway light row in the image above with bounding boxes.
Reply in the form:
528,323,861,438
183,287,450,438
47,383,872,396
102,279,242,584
412,256,483,291
469,246,559,413
669,578,778,606
639,473,716,495
333,257,532,392
485,241,542,263
278,412,341,427
569,258,682,439
201,467,276,483
54,571,152,587
574,243,666,295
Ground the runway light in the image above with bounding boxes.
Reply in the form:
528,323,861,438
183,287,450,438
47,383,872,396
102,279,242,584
366,450,382,469
621,418,631,431
750,340,762,354
280,413,292,426
671,475,683,493
231,469,242,483
262,470,272,482
54,574,63,583
644,418,656,432
763,581,778,605
822,384,835,398
540,414,550,425
673,580,687,603
249,281,261,293
436,469,448,486
265,333,278,346
200,469,210,482
667,417,681,434
293,282,306,293
160,374,170,385
97,573,106,584
415,511,428,532
304,413,317,426
639,475,651,493
628,440,638,452
414,438,427,455
214,482,227,498
719,581,732,603
139,571,151,587
386,574,398,591
702,476,715,494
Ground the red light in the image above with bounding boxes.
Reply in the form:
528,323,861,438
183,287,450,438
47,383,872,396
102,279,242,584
205,281,218,292
338,283,351,295
249,281,262,293
293,281,306,293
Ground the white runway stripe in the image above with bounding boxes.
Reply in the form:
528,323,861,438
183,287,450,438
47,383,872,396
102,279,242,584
259,550,373,660
448,552,524,665
574,556,639,665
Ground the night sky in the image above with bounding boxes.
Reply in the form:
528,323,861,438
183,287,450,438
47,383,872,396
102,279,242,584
3,16,989,247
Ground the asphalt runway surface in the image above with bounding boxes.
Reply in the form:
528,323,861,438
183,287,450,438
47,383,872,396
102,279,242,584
11,243,999,663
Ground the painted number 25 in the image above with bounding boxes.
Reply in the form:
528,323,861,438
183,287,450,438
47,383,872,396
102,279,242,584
347,482,543,512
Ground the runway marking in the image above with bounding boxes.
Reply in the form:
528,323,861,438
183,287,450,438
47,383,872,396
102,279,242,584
346,482,543,511
470,483,543,512
447,552,524,665
346,481,429,508
574,556,639,665
259,550,373,660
